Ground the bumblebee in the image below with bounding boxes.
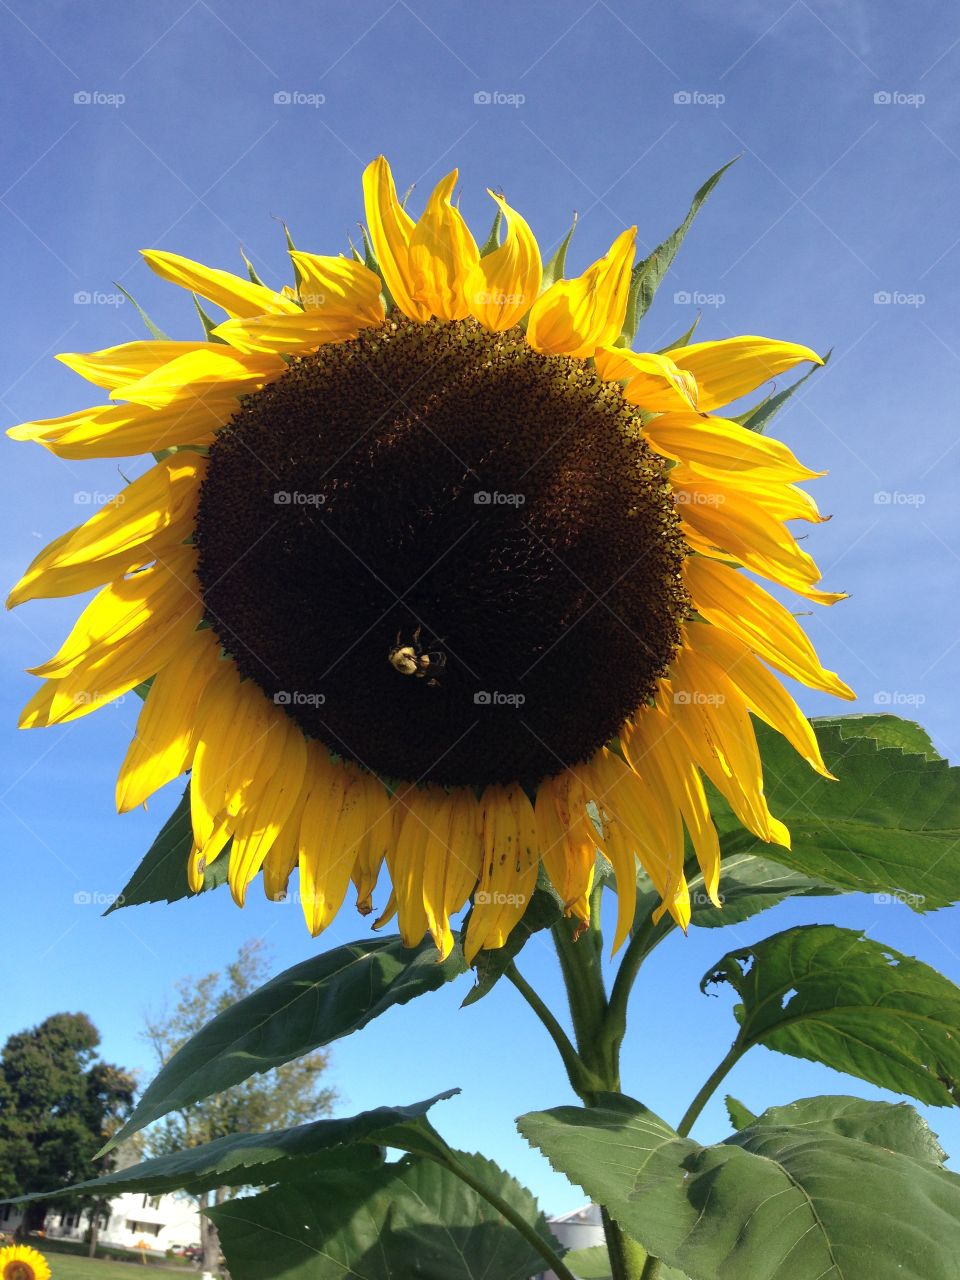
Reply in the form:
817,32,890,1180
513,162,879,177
388,625,446,686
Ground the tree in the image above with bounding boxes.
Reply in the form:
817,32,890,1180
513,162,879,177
141,940,336,1277
0,1013,135,1239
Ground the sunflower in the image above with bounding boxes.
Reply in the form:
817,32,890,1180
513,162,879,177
8,156,853,962
0,1245,51,1280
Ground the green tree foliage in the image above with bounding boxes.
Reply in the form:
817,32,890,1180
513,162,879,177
0,1012,134,1230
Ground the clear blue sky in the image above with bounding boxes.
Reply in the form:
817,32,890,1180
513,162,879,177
2,0,959,1213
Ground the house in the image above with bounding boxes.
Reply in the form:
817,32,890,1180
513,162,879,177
1,1193,201,1257
536,1203,606,1279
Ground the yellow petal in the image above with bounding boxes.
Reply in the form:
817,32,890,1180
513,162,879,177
643,411,823,482
391,786,446,949
28,546,198,678
662,645,789,848
190,667,271,852
116,628,224,812
594,346,700,413
351,779,396,915
141,250,301,318
672,474,824,594
465,784,538,962
526,226,636,358
684,554,854,699
362,156,428,322
57,342,211,391
262,787,308,902
422,787,482,960
622,706,721,907
228,714,309,906
536,772,596,924
666,337,822,412
297,752,351,936
111,348,284,410
8,454,205,607
406,169,480,320
9,401,225,459
467,192,542,331
18,604,202,728
687,621,835,779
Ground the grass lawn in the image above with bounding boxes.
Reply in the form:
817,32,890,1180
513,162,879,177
42,1260,185,1280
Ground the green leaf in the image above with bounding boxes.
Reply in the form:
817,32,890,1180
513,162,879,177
519,1093,960,1280
816,712,942,761
732,349,829,432
15,1096,455,1199
106,785,228,915
114,284,169,340
210,1154,558,1280
541,213,578,291
105,935,466,1151
564,1245,688,1280
746,1095,948,1165
704,924,960,1107
717,715,960,911
724,1095,757,1130
461,883,564,1007
690,851,839,927
619,159,737,344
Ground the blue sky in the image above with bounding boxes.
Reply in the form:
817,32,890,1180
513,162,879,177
2,0,959,1213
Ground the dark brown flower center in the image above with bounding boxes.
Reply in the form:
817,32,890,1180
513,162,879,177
195,317,688,788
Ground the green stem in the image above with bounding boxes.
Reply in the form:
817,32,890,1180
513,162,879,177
639,1253,661,1280
602,1206,648,1280
441,1149,580,1280
601,916,673,1064
551,900,612,1085
676,1041,742,1137
504,962,601,1098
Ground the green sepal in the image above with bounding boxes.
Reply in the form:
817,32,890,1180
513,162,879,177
114,283,169,340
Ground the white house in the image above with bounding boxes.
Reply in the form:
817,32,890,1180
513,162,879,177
536,1203,606,1279
1,1193,201,1257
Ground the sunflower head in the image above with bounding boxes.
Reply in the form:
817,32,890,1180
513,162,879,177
8,155,852,962
0,1245,51,1280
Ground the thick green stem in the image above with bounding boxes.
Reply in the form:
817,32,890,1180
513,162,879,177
639,1253,661,1280
602,1206,648,1280
551,890,614,1086
441,1149,579,1280
676,1041,742,1137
